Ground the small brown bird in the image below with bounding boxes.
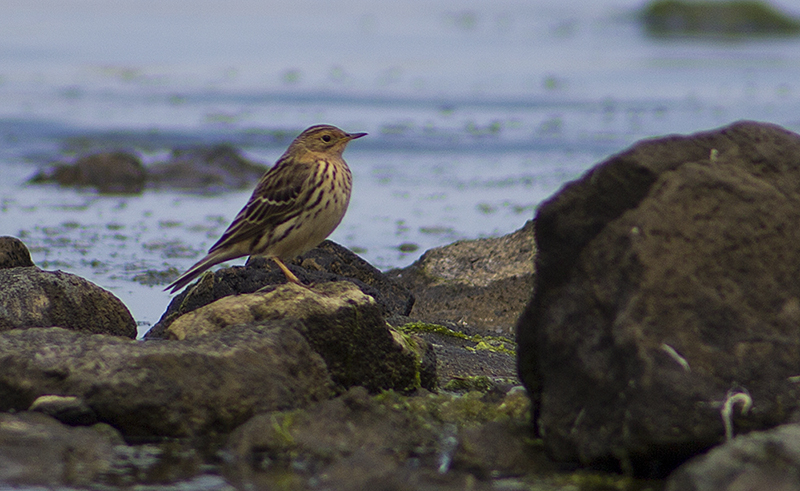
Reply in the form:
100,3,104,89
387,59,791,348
165,124,366,294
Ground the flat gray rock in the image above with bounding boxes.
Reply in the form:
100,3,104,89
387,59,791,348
666,424,800,491
0,324,332,437
389,220,535,336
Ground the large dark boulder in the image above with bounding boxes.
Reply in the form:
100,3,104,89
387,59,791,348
517,121,800,475
0,267,136,338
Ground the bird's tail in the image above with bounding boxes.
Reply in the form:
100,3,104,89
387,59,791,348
164,250,239,294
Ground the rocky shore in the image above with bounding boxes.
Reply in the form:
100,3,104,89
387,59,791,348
4,120,800,489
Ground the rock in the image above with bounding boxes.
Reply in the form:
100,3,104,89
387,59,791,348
0,412,121,487
453,421,537,478
0,267,136,338
0,236,34,269
396,321,519,391
380,222,530,390
225,386,544,490
161,281,434,393
147,144,269,192
641,0,800,38
290,239,415,317
0,325,332,437
517,121,800,475
29,395,99,426
150,240,413,338
28,151,146,194
666,424,800,491
27,145,270,194
388,221,534,336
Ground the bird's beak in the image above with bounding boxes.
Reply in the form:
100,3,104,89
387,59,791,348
347,132,368,140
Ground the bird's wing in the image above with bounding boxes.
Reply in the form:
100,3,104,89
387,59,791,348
208,157,311,254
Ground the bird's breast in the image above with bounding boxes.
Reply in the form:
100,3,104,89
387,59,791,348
266,158,352,260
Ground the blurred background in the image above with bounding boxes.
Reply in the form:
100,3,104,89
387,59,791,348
2,0,800,331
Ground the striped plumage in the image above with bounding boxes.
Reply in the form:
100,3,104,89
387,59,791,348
165,124,366,294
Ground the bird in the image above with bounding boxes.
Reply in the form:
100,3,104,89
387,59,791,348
165,124,366,294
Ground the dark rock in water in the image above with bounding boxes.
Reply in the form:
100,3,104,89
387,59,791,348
641,0,800,38
389,221,534,336
0,412,122,487
666,424,800,491
0,324,332,437
147,144,269,192
28,144,268,194
150,240,414,337
517,121,800,475
156,281,434,393
0,236,34,269
29,151,146,194
0,267,136,338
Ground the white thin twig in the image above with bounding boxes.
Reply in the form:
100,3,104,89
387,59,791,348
660,343,690,372
721,390,752,441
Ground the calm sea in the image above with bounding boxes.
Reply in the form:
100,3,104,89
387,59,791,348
2,0,800,334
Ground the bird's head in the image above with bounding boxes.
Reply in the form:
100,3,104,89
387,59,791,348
290,124,367,156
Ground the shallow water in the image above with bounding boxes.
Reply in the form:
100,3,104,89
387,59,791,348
2,0,800,334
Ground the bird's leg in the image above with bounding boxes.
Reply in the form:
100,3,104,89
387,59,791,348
271,257,307,286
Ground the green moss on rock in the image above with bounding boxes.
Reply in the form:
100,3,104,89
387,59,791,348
642,0,800,38
398,321,516,356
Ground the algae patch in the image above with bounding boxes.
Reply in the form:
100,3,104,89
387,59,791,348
397,321,516,356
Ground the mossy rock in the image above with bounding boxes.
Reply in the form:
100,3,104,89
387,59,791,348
395,321,519,391
641,0,800,38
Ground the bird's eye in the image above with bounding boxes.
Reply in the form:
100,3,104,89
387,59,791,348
321,135,332,143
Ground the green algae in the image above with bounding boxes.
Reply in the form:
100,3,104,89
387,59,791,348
440,375,519,393
397,321,516,356
389,326,425,391
132,267,179,286
373,387,531,426
226,388,664,490
442,375,495,393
